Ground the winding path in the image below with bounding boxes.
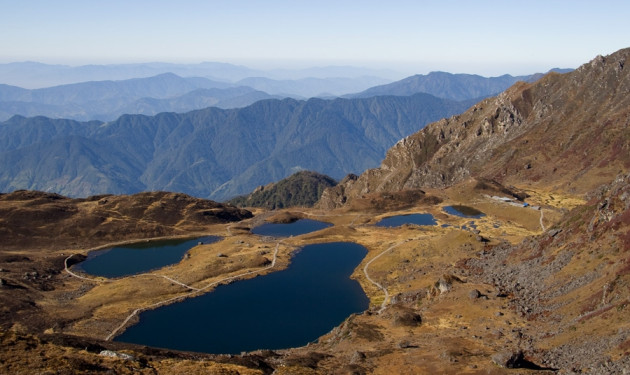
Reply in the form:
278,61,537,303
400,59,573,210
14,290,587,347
539,208,546,232
295,210,408,313
362,240,408,314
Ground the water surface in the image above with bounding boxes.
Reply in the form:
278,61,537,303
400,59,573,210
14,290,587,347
443,205,485,218
77,236,219,278
252,218,332,237
375,213,436,227
115,242,369,354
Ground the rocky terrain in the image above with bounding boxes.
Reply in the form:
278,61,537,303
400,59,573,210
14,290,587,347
464,172,630,373
310,48,630,372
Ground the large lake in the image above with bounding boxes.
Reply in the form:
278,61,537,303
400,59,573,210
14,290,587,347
115,242,369,354
251,218,332,237
76,236,219,278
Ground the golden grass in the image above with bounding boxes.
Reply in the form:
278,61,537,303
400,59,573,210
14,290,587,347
61,184,545,338
6,182,575,373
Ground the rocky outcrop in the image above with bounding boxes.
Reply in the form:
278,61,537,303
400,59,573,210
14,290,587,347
319,48,630,208
316,174,358,210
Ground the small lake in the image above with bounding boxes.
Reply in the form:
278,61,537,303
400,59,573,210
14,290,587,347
443,205,486,218
76,236,219,278
375,213,436,227
251,218,332,237
115,242,369,354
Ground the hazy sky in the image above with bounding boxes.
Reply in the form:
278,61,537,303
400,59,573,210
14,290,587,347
1,0,628,75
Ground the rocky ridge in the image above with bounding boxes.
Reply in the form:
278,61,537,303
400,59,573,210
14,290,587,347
319,48,630,209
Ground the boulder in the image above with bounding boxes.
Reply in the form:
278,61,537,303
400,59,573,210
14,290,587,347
468,289,481,299
491,350,524,368
390,306,422,327
99,350,135,361
350,351,366,364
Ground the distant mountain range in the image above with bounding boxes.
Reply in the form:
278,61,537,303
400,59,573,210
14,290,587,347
0,72,392,121
347,69,572,101
0,61,569,122
0,61,401,89
0,93,471,200
0,61,573,200
235,76,389,97
0,73,280,121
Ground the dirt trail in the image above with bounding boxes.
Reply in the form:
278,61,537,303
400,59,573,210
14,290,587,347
363,240,408,314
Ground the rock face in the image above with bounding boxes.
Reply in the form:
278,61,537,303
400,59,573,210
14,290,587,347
319,48,630,208
317,174,358,210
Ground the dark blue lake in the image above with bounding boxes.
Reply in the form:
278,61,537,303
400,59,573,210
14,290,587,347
375,213,437,227
115,242,369,354
443,205,486,218
251,218,332,237
76,236,219,278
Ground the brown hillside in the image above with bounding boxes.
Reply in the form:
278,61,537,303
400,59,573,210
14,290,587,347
0,190,252,251
319,48,630,208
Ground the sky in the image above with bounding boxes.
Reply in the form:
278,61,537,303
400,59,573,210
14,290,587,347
1,0,629,76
